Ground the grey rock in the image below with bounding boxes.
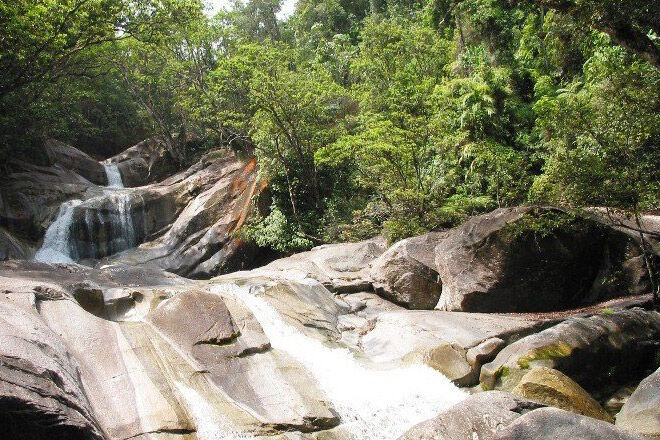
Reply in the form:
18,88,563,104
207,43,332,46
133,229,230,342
0,298,104,440
435,206,652,313
492,407,646,440
397,391,544,440
370,232,445,309
616,367,660,437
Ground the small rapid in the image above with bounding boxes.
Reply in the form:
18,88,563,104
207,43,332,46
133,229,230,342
217,283,466,440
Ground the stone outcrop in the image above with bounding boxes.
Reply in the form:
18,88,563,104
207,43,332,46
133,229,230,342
480,308,660,393
109,153,265,277
0,296,104,440
352,306,541,386
492,407,646,440
0,227,32,260
435,206,653,313
108,135,181,187
44,139,107,185
370,232,444,309
0,159,102,240
0,261,345,439
616,367,660,437
511,367,613,422
261,238,386,293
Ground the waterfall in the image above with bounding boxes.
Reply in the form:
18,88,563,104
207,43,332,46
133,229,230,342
34,163,139,263
104,163,124,189
112,192,137,251
35,200,83,263
175,383,254,440
221,283,466,440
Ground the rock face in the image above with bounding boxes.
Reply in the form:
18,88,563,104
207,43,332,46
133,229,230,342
435,206,652,313
511,367,613,422
370,232,444,309
110,153,265,277
0,227,32,260
616,367,660,437
0,297,104,440
0,261,344,440
1,138,267,278
480,308,660,393
398,392,545,440
492,407,646,440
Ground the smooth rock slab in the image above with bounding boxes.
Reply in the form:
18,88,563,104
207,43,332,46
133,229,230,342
0,296,104,440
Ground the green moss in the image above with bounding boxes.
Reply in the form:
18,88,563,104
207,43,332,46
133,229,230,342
517,342,573,369
601,308,614,315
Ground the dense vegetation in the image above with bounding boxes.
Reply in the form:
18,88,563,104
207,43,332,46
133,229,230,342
1,0,659,252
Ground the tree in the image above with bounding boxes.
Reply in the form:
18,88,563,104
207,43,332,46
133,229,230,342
531,45,660,304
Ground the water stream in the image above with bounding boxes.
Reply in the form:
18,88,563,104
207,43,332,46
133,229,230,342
104,163,125,189
35,162,138,262
34,199,83,263
217,283,466,440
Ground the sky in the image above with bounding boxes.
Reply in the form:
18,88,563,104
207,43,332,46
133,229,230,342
205,0,298,18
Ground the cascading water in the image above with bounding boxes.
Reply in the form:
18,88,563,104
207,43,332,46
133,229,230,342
35,161,140,263
217,283,467,440
35,200,83,263
104,163,124,189
175,383,254,440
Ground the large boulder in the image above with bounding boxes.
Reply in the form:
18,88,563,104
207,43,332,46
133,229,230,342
370,232,444,309
492,407,646,440
109,135,180,186
106,152,265,278
512,367,613,422
435,206,652,313
616,367,660,437
480,308,660,394
44,139,107,185
397,391,545,440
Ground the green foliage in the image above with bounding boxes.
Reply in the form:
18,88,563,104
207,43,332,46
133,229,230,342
2,0,658,256
501,209,582,241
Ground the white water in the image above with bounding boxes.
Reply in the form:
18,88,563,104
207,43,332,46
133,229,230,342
35,200,83,263
218,283,466,440
104,163,124,189
175,383,254,440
